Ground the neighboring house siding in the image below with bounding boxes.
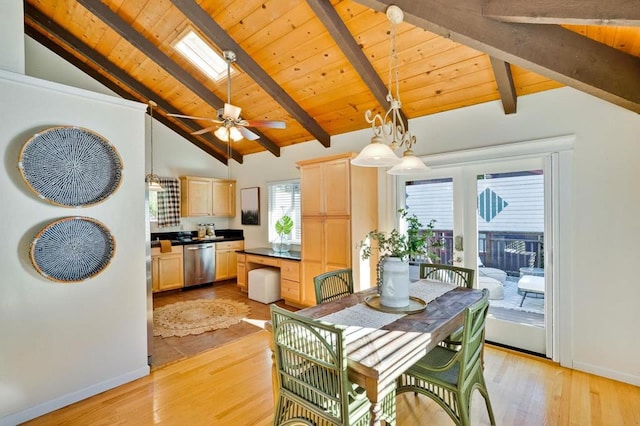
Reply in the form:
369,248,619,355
406,172,544,233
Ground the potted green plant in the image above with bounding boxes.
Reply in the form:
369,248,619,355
361,209,440,308
361,209,440,261
272,214,293,253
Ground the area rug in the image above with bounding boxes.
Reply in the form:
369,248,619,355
153,299,250,338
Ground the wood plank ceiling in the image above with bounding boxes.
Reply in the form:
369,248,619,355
24,0,640,165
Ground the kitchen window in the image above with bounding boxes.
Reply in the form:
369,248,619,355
268,180,301,244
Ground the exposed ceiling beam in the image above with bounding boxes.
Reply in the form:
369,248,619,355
353,0,640,114
489,57,517,114
305,0,409,130
170,0,331,148
75,0,275,159
24,4,233,164
482,0,640,26
25,26,230,165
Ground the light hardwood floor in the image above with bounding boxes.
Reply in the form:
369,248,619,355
26,331,640,425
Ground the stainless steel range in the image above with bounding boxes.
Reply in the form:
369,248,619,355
183,243,215,287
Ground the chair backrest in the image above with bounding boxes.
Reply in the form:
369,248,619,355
419,263,475,288
270,304,353,424
313,268,354,304
456,289,490,383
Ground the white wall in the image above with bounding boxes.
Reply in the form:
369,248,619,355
18,26,640,423
0,72,149,425
0,1,24,74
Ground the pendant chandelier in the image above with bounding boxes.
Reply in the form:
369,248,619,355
145,100,164,192
351,6,429,175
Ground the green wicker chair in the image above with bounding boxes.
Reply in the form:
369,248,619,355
419,263,475,348
270,305,396,425
419,263,475,288
313,269,354,305
397,289,495,426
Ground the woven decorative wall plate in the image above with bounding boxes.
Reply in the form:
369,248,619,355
18,126,123,207
30,217,116,283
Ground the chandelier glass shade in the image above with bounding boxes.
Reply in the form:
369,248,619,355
351,6,428,175
145,100,164,192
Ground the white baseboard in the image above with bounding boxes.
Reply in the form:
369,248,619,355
0,366,149,426
572,361,640,387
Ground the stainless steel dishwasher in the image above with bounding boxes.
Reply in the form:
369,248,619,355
183,243,215,287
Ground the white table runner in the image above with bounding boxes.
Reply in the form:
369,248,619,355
319,280,456,329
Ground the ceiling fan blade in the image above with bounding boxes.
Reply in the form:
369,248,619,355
191,125,218,136
244,120,286,129
237,126,261,141
168,113,222,123
223,103,242,120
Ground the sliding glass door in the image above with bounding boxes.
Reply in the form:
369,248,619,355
401,157,551,356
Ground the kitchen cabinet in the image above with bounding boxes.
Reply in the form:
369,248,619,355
297,153,378,306
180,176,236,217
215,240,244,281
151,246,184,292
212,180,236,217
280,259,301,303
236,251,303,306
236,254,246,291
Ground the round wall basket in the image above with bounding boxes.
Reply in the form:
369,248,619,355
19,126,123,207
30,217,116,283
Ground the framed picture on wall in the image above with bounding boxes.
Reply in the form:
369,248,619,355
240,187,260,225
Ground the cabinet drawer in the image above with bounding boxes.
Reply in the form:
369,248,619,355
280,260,300,281
281,279,300,300
216,241,244,251
151,245,183,256
246,255,279,267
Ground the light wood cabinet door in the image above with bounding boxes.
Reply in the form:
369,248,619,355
215,240,243,281
324,217,351,270
236,254,247,292
212,180,236,217
181,177,211,217
280,260,301,304
157,254,184,291
300,163,323,215
151,246,184,292
323,158,350,216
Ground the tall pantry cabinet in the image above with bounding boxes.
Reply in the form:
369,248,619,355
297,152,378,306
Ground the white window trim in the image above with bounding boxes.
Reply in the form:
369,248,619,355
267,179,301,245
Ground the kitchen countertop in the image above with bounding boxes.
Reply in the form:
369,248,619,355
237,247,301,261
150,229,244,248
151,237,244,248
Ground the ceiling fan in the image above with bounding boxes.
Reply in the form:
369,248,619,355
168,50,285,142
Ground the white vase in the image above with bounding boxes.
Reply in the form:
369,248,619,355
379,257,411,308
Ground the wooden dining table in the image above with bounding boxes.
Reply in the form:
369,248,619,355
270,281,485,426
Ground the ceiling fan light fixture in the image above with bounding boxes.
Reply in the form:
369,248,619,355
214,126,243,142
223,103,242,120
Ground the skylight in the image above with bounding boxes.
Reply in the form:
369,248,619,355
174,30,233,81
